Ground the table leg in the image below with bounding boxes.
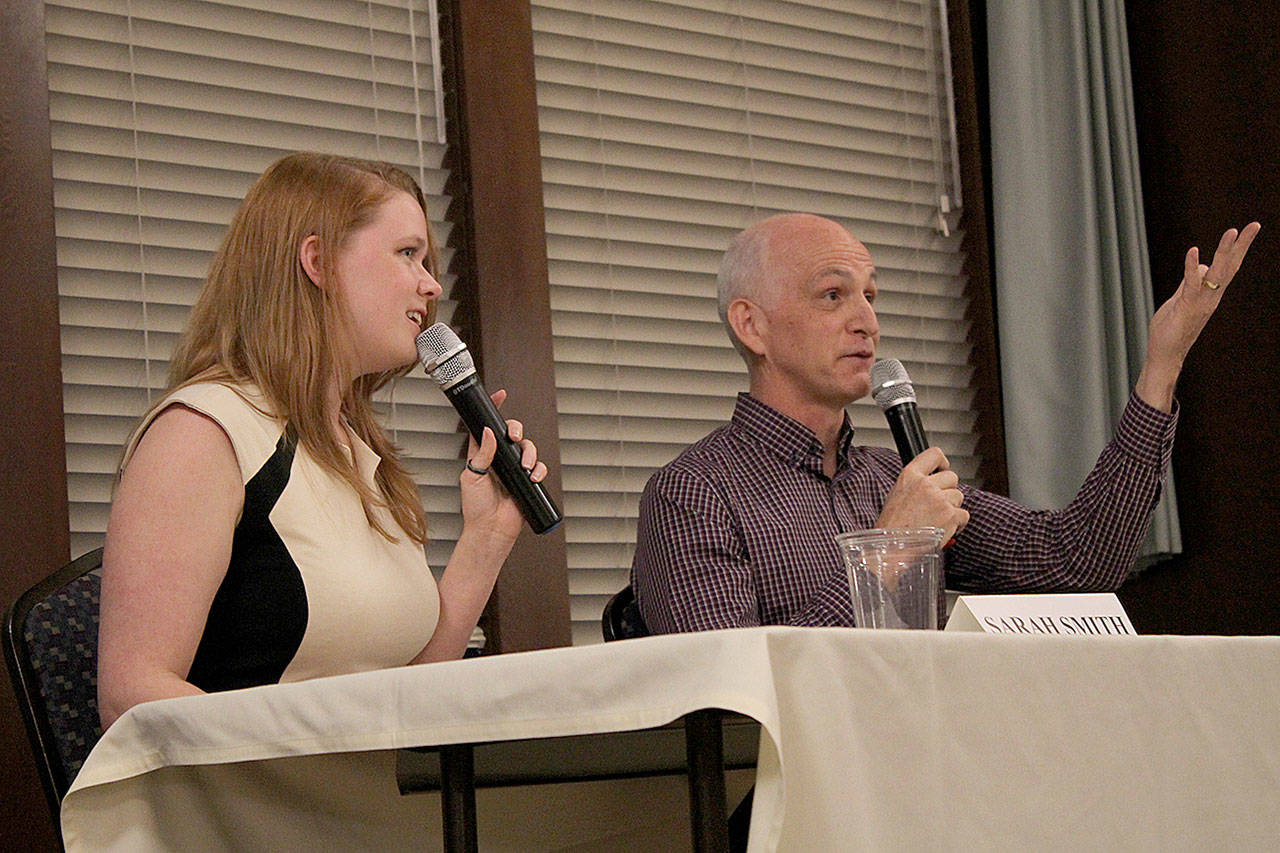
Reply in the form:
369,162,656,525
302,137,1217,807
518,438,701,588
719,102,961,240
684,709,729,853
439,744,478,853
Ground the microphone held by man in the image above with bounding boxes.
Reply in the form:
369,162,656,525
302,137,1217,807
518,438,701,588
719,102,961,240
869,357,966,547
870,358,929,465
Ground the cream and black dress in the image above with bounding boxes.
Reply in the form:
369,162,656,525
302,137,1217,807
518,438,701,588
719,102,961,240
123,381,439,691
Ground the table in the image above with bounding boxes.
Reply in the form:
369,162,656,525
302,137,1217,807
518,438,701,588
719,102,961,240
60,627,1280,850
396,711,761,851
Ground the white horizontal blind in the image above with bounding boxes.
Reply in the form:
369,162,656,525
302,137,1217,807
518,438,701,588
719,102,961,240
531,0,975,644
46,0,465,569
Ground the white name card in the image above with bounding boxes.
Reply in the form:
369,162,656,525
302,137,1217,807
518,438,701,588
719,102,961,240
945,593,1136,635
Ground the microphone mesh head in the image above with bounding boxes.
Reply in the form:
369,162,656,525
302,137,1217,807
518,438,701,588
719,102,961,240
869,358,917,410
416,322,475,388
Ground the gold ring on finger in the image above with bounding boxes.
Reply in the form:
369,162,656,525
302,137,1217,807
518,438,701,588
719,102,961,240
1202,278,1221,291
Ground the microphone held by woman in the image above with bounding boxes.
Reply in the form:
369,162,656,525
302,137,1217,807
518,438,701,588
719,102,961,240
418,322,563,534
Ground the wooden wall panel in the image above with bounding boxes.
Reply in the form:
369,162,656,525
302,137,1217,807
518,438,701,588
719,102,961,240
1118,0,1280,634
1,1,71,848
440,0,572,652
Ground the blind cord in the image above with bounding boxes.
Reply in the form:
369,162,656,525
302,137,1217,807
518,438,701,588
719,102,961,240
126,0,153,403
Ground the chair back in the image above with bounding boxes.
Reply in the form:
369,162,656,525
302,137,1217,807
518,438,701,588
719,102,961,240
3,547,104,817
601,584,650,641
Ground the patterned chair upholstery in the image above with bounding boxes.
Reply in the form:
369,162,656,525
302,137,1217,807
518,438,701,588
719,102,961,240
3,547,104,820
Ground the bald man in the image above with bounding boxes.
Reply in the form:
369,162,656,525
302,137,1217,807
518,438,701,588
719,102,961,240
631,213,1260,633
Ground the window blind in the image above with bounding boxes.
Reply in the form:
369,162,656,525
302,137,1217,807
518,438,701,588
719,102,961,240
45,0,464,569
530,0,975,644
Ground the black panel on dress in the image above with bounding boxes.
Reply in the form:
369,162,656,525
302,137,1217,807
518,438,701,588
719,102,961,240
187,425,308,692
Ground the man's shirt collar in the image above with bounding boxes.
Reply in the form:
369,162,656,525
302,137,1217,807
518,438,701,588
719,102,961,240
729,392,857,477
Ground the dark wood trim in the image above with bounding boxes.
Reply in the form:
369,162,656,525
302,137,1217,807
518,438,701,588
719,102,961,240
1117,0,1280,634
948,0,1008,496
1,1,71,847
439,0,572,652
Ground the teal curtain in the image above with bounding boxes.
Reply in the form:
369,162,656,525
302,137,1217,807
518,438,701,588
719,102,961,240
987,0,1180,563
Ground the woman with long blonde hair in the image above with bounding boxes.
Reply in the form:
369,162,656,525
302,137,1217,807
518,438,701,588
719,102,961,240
97,152,544,729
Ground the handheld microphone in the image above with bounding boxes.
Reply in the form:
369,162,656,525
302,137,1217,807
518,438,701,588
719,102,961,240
869,358,954,590
870,359,955,550
416,323,563,534
869,358,929,465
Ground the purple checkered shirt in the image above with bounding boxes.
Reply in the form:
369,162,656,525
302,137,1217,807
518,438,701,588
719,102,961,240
632,391,1176,632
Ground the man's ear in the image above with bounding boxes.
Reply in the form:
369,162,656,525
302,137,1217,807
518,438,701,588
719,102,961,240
299,235,324,288
727,297,767,359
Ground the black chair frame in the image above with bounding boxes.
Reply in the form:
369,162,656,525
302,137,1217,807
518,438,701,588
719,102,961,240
601,583,649,642
3,547,104,824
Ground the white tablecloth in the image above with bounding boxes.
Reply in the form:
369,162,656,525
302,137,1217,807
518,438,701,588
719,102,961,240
62,627,1280,851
